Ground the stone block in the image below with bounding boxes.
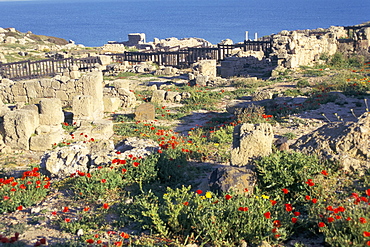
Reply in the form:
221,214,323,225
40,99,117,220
42,88,55,98
165,91,179,102
80,71,104,120
135,103,155,121
11,83,26,96
195,75,208,86
198,60,217,77
30,131,63,151
91,119,114,139
55,90,68,101
51,79,61,89
3,108,39,150
231,123,274,166
24,80,41,99
35,125,51,134
103,96,121,112
39,98,64,125
39,78,52,88
151,90,166,103
114,79,131,90
73,95,93,120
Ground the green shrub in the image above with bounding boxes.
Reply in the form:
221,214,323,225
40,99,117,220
255,151,335,200
122,186,297,246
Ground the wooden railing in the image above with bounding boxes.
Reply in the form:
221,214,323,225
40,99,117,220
0,56,100,81
110,40,273,68
0,40,273,80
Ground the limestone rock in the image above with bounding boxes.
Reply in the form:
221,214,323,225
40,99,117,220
40,143,91,179
38,98,64,125
3,107,39,150
231,123,274,166
30,130,63,151
151,90,166,103
292,112,370,173
103,96,121,112
209,166,256,194
135,103,155,121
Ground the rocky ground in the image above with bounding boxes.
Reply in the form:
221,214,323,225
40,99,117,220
0,70,369,247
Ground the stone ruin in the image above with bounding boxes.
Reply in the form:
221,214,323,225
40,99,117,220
0,70,133,153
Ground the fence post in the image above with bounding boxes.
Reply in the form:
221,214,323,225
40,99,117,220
27,60,31,78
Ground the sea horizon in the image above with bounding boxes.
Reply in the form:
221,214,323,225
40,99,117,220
0,0,369,47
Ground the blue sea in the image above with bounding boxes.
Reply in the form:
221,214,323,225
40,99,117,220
0,0,369,47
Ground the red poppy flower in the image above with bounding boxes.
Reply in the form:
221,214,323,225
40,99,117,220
293,211,300,216
366,189,370,196
282,188,289,194
312,198,318,203
238,207,248,212
225,194,232,200
51,211,57,215
120,232,130,239
305,179,315,186
133,162,140,167
364,231,370,237
101,179,107,183
196,189,203,195
346,217,352,221
16,205,23,211
366,240,370,246
270,200,277,206
183,202,189,206
3,196,10,200
122,168,127,174
83,207,90,212
305,195,311,200
264,212,271,219
62,207,69,213
64,218,71,223
103,203,109,209
273,220,281,227
77,171,85,176
86,239,94,244
10,188,16,192
114,241,123,246
359,217,367,224
321,170,328,176
318,222,326,227
285,204,293,212
292,217,298,223
327,217,335,223
335,215,341,220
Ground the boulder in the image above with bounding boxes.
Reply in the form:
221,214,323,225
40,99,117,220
135,103,155,121
209,166,256,194
231,123,274,166
292,112,370,173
